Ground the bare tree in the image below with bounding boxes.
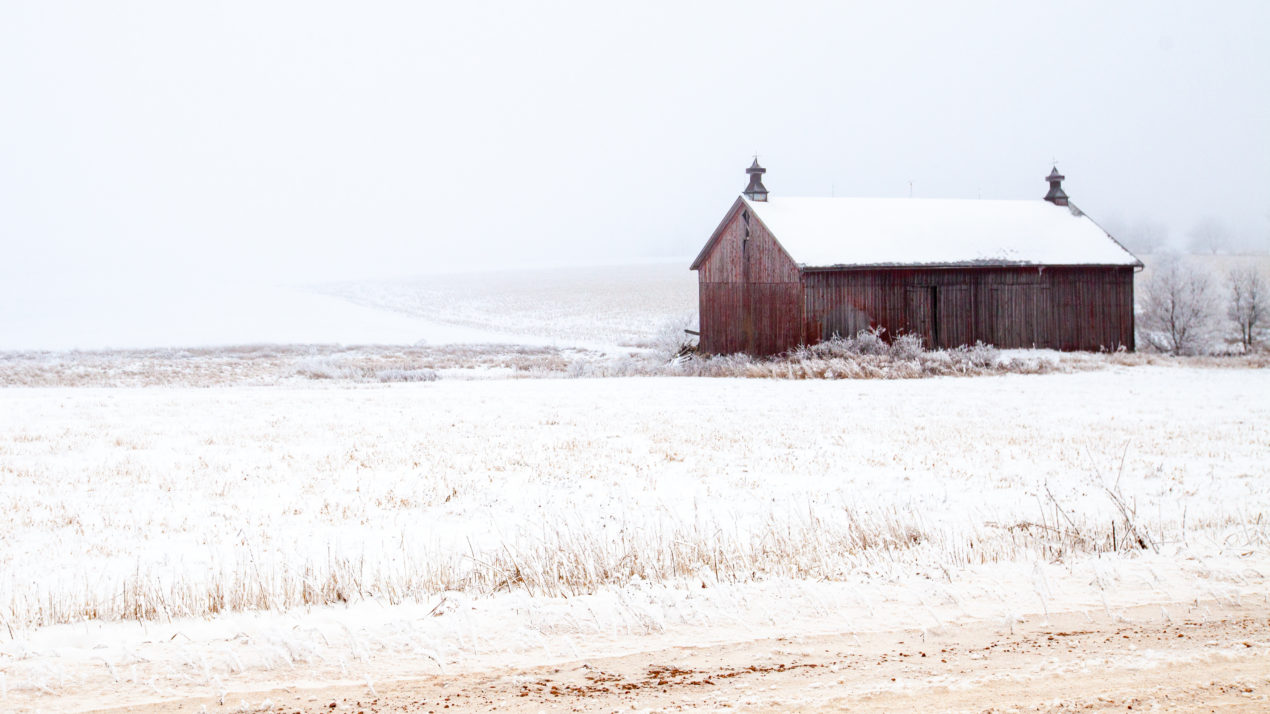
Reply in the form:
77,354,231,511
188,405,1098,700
1228,264,1268,351
1138,257,1218,355
1186,216,1231,255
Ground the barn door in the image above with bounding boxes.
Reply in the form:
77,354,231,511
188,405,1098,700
905,287,936,348
935,286,972,348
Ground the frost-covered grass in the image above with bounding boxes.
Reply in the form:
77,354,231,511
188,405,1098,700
576,332,1270,379
0,343,597,387
5,337,1266,389
1,368,1267,709
1,369,1266,634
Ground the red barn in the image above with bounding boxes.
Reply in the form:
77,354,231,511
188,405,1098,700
690,161,1142,355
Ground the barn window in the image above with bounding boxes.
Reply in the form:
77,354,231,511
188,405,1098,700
742,210,750,224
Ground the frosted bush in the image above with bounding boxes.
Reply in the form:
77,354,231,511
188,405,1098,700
889,333,925,360
565,359,594,378
807,327,890,358
293,356,364,380
947,341,1000,369
650,312,699,360
670,335,1066,380
920,349,952,369
375,368,440,383
852,327,890,356
297,356,441,383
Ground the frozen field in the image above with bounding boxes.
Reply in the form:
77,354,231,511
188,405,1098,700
0,366,1267,710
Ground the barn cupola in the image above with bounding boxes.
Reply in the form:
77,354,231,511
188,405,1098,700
743,158,769,202
1044,167,1069,206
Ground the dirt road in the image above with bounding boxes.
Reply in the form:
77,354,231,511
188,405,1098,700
96,600,1269,713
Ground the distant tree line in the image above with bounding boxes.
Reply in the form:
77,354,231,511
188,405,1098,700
1111,214,1269,256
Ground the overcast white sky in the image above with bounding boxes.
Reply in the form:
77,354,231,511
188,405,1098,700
2,0,1268,289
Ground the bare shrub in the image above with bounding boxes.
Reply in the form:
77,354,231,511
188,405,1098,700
806,326,890,357
956,340,1001,368
797,328,926,361
677,334,1025,380
375,368,440,383
1227,264,1268,352
1138,257,1218,355
890,333,925,360
293,356,369,380
650,312,699,361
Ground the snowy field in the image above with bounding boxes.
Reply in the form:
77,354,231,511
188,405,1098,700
320,261,698,349
0,278,528,353
1,260,1268,710
0,367,1267,710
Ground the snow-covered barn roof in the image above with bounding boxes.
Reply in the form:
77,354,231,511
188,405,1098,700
693,196,1142,270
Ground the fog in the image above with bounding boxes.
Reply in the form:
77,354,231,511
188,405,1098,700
2,2,1268,307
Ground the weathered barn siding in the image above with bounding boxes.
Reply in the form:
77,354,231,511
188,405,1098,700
697,203,801,355
1047,267,1136,350
801,266,1135,351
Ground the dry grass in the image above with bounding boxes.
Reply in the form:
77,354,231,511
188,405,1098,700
0,343,594,387
5,498,1207,630
2,370,1265,631
9,507,938,627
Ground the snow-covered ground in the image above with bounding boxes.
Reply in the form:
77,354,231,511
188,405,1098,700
0,367,1266,710
320,261,698,348
0,278,543,352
